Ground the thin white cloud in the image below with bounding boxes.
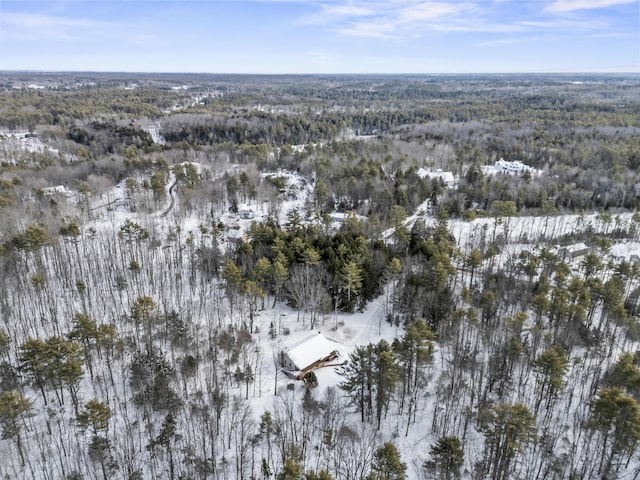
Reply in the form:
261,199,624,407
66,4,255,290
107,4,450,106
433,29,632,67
1,11,118,29
424,20,525,33
305,1,490,38
398,2,473,22
338,18,398,38
0,11,158,45
546,0,637,13
591,32,636,38
302,3,376,25
325,5,374,17
299,0,631,39
519,17,608,29
476,35,540,47
0,13,109,42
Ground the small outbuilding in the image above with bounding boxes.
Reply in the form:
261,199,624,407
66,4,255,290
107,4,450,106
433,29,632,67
280,333,340,380
559,243,589,261
226,229,247,244
238,209,255,219
417,168,456,189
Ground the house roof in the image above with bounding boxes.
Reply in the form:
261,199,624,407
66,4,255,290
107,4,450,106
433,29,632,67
563,242,589,253
417,168,455,185
283,333,338,371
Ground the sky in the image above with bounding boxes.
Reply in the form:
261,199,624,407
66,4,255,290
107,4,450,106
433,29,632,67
0,0,638,73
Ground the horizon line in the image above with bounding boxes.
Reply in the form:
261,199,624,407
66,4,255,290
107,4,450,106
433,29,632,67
2,69,639,76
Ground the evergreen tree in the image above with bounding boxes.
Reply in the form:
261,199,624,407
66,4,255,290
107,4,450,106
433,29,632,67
252,256,272,308
533,344,568,412
340,261,363,309
7,224,50,252
78,398,113,480
278,457,303,480
223,259,244,312
67,312,99,377
305,470,334,480
241,279,264,332
589,387,640,476
118,219,149,243
367,442,406,480
130,295,158,348
340,344,374,422
606,352,640,397
19,336,83,408
77,398,111,436
0,391,31,465
427,436,464,480
148,413,180,480
478,403,536,480
373,340,399,430
272,255,290,307
340,340,399,429
395,319,435,430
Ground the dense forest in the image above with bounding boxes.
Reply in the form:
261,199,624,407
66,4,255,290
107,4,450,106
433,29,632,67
1,72,640,479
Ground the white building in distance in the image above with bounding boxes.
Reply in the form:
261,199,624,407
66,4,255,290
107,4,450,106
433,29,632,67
417,168,456,188
482,159,538,176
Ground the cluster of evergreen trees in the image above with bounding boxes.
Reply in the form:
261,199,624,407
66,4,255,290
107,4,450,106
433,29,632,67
224,214,394,318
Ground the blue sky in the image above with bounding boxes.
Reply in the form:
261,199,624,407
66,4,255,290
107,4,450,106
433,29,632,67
0,0,638,73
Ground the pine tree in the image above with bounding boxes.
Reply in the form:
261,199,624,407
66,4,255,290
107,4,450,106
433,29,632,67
533,344,568,412
67,312,99,377
18,338,50,404
314,178,330,212
223,259,244,313
77,398,113,480
340,340,399,428
340,344,374,422
19,336,83,408
373,340,399,430
607,352,640,396
395,319,435,430
118,219,149,243
427,436,464,480
77,398,111,436
272,255,289,307
367,442,406,480
130,295,158,349
305,470,334,480
340,261,363,309
0,391,31,465
589,387,640,476
278,457,303,480
7,224,50,251
242,279,264,333
252,256,272,308
59,221,81,238
148,413,180,480
278,443,304,480
478,402,536,480
464,248,483,287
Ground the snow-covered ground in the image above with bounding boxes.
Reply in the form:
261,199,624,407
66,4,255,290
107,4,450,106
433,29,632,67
3,158,640,478
0,131,64,164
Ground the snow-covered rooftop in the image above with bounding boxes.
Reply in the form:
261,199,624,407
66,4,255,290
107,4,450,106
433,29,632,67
482,159,538,176
283,332,339,371
417,168,456,187
563,242,589,253
41,185,75,197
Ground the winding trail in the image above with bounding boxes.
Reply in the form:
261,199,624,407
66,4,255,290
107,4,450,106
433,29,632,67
160,179,178,217
89,197,119,211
